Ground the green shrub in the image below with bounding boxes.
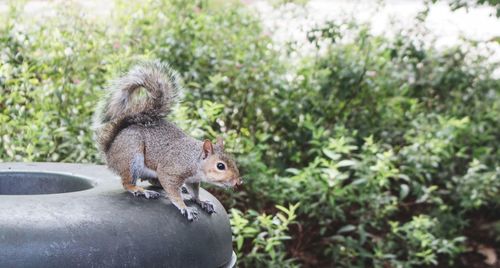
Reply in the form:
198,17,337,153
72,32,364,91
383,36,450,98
231,204,299,267
0,2,112,163
386,215,465,267
453,160,500,210
1,1,499,267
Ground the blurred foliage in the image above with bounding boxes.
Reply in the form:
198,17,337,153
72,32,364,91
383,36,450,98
1,0,499,267
437,0,500,17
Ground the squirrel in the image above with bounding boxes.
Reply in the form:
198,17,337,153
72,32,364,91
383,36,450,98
93,61,241,221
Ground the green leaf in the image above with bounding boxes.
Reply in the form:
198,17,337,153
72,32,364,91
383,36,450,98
285,168,300,175
400,184,410,200
323,149,341,160
337,225,356,234
336,159,357,167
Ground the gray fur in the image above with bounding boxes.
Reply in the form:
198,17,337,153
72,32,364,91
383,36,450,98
131,153,157,184
93,60,180,153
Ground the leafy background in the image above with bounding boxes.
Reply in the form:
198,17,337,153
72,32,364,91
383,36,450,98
1,0,499,267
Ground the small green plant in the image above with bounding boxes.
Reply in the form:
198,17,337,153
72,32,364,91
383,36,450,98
453,159,500,210
230,204,299,267
387,215,465,267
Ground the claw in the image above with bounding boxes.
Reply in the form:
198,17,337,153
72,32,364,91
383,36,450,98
198,200,215,214
143,190,161,199
181,187,188,194
181,207,199,221
128,190,140,197
128,189,160,199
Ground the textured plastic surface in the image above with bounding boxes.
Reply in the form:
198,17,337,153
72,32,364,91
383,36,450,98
0,162,233,268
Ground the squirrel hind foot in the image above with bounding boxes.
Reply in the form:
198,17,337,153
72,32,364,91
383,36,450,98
125,185,160,199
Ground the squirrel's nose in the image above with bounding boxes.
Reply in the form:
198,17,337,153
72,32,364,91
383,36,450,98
236,177,243,186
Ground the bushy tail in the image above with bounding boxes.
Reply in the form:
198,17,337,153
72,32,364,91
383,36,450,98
93,61,180,153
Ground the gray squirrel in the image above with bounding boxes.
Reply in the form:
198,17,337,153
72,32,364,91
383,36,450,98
93,61,241,221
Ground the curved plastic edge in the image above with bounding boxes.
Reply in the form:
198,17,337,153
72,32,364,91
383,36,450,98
222,251,237,268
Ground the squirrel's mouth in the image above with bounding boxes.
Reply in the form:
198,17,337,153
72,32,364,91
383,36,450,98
211,182,231,189
209,180,236,189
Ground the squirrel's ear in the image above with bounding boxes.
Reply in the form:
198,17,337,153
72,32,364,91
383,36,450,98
202,139,214,159
215,136,224,151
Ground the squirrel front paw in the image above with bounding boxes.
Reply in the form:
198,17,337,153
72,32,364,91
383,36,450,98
143,190,161,199
197,200,215,214
181,207,199,221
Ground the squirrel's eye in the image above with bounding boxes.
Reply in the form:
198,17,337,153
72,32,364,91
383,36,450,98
216,162,226,170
